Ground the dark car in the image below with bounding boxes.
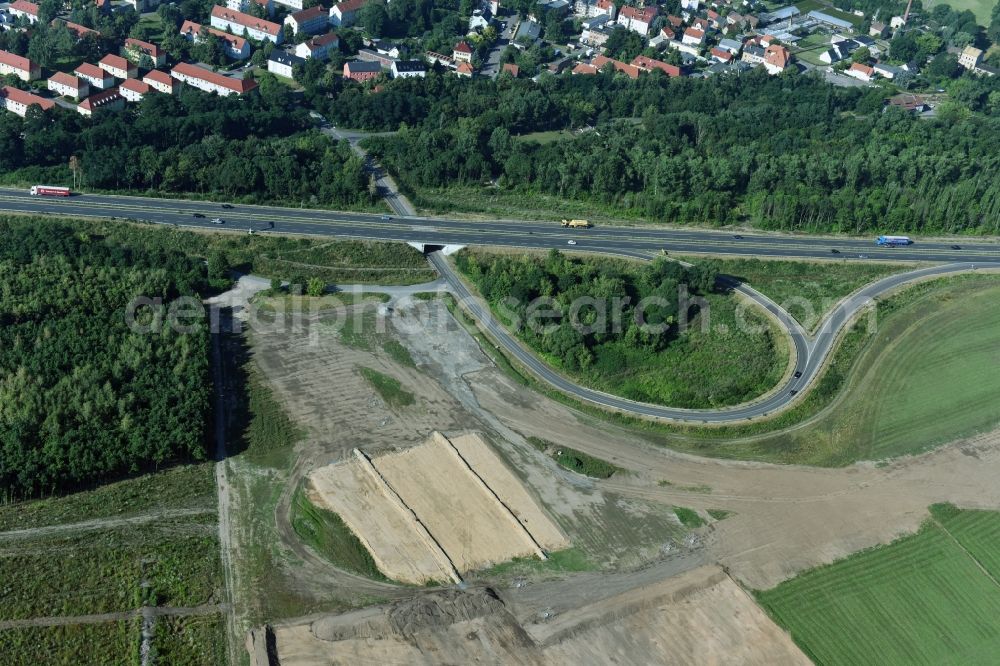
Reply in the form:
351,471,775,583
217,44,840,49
951,245,962,250
193,213,205,218
789,389,798,396
793,370,802,379
222,204,234,209
830,248,840,254
733,234,743,240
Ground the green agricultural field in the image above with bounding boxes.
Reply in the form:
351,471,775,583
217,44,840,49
758,516,1000,665
930,503,1000,580
676,256,912,331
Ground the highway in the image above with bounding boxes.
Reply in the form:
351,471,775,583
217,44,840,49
4,187,1000,423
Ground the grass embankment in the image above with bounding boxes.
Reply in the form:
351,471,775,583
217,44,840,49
0,621,139,666
290,487,387,581
30,216,434,286
456,250,788,409
239,366,305,469
757,506,1000,665
450,268,1000,465
358,367,415,407
676,256,913,331
475,547,595,579
527,436,621,478
673,507,706,528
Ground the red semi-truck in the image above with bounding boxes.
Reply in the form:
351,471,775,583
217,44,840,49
29,185,71,196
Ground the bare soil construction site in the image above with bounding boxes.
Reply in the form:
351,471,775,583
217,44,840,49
308,432,567,583
235,290,1000,665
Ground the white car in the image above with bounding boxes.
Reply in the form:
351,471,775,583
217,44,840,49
211,218,224,225
567,240,577,245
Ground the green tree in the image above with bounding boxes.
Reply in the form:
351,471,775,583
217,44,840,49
306,277,325,296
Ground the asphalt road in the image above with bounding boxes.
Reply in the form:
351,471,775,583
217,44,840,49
2,188,999,264
4,187,999,423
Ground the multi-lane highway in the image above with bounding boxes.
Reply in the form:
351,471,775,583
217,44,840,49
2,187,999,264
4,187,1000,423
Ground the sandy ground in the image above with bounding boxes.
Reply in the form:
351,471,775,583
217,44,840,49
308,461,454,585
270,564,808,666
308,432,567,583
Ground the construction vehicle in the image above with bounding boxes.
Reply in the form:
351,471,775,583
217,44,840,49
561,219,591,228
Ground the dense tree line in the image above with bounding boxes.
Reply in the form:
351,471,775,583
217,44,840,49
356,69,1000,233
0,220,214,499
0,90,373,207
455,249,719,372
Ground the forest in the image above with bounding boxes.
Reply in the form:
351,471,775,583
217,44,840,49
0,219,213,499
356,69,1000,234
0,87,373,208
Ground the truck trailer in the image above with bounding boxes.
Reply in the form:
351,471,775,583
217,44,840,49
561,219,591,228
30,185,71,196
876,235,912,246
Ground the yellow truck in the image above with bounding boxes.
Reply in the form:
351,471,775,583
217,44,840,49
561,219,591,228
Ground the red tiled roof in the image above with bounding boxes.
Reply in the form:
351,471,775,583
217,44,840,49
502,62,519,76
457,61,474,73
125,38,162,58
99,54,132,70
143,69,173,86
289,5,327,22
454,40,473,53
620,5,656,21
848,62,873,75
1,85,54,111
334,0,368,13
54,19,99,37
572,62,599,75
79,87,122,111
180,20,249,51
307,32,339,48
765,44,791,69
211,5,281,36
631,55,681,77
592,54,639,79
9,0,39,15
49,71,83,88
171,62,259,94
711,47,732,61
0,49,34,72
683,27,704,38
120,78,151,94
75,62,109,79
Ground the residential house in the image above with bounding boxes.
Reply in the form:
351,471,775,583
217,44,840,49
573,0,615,19
468,9,492,32
0,85,54,116
501,62,519,77
690,16,709,32
53,19,100,40
456,61,474,77
591,54,640,79
581,24,613,47
572,62,600,75
285,5,329,35
665,14,683,29
0,49,39,81
710,46,732,62
453,40,474,63
125,38,166,67
869,20,887,38
717,37,742,54
180,21,252,60
885,93,929,112
873,62,901,79
514,19,542,44
741,43,765,65
959,45,982,70
343,60,381,81
616,5,657,35
226,0,274,14
846,62,874,82
273,0,304,9
143,69,176,94
763,44,790,74
679,0,700,11
119,78,151,102
170,62,259,95
295,32,339,60
8,0,39,24
631,54,681,76
819,39,858,64
99,54,138,80
74,63,114,90
681,27,705,46
581,14,610,30
329,0,369,27
78,87,124,116
126,0,166,11
211,6,283,44
391,60,427,78
268,51,303,78
424,51,456,68
48,72,90,101
357,49,395,68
